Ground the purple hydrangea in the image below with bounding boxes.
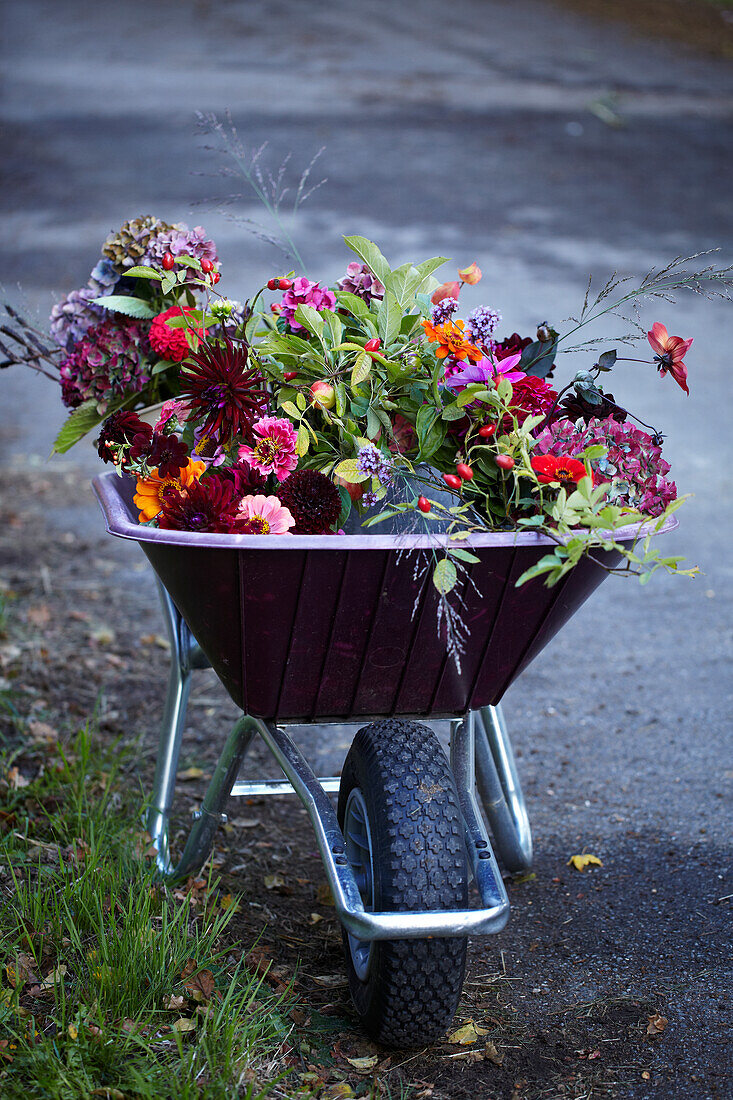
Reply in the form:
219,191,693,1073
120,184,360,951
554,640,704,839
467,305,502,346
279,277,336,332
145,224,218,280
59,318,149,412
431,297,459,325
337,262,385,304
49,259,121,349
534,417,676,517
356,443,394,487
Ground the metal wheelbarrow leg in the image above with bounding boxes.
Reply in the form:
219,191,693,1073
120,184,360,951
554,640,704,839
474,704,533,873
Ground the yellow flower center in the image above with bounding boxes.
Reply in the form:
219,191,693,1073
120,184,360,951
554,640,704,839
249,515,270,534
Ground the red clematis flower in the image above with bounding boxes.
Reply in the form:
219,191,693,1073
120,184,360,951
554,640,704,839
647,322,692,395
531,453,590,486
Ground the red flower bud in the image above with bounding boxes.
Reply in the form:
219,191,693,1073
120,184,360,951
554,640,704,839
270,303,282,314
418,496,431,513
162,252,175,271
443,473,462,491
212,271,221,284
200,259,214,274
278,278,293,290
456,462,473,481
495,455,515,471
267,278,280,290
364,338,382,353
478,424,496,438
283,371,298,382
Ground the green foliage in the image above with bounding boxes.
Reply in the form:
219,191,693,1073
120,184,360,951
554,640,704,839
92,295,157,320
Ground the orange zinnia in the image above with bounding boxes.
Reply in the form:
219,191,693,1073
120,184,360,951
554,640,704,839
134,458,206,522
421,318,483,363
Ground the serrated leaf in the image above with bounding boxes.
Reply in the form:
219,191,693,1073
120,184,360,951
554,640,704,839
334,458,370,483
343,235,392,287
293,304,325,339
52,400,105,454
92,295,156,319
123,265,162,280
161,273,177,295
568,853,603,871
351,351,372,388
433,557,457,595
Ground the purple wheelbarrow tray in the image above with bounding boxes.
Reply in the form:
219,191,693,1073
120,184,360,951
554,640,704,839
93,471,674,722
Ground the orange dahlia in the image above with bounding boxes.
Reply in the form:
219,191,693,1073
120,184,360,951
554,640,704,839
134,458,206,522
421,318,482,363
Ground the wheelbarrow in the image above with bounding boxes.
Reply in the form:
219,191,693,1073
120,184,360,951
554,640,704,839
93,471,672,1046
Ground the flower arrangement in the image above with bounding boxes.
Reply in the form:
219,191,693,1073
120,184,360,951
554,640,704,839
6,212,731,660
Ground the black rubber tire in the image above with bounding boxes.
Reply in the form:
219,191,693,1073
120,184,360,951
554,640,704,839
337,719,468,1047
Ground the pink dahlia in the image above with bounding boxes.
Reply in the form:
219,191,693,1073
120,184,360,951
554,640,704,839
279,277,336,332
149,307,203,363
154,398,190,433
237,494,295,534
238,416,298,481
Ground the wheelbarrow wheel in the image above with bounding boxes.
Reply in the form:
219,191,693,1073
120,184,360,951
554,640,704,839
337,719,468,1047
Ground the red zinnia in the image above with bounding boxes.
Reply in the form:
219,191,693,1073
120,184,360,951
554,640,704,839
531,454,590,486
178,337,268,445
149,306,203,363
647,322,692,395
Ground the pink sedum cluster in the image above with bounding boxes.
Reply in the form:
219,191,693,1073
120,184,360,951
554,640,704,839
535,417,677,517
279,277,336,332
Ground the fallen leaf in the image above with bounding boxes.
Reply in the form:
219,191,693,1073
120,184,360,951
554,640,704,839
164,994,185,1011
89,627,115,646
7,767,30,790
177,767,204,781
311,974,348,988
220,893,242,913
309,912,323,924
6,954,38,989
140,633,170,650
485,1040,504,1065
316,883,335,906
646,1012,668,1037
68,1024,78,1040
322,1086,355,1100
264,873,285,890
27,721,58,744
346,1054,379,1073
447,1021,489,1045
172,1017,197,1032
41,964,67,989
568,853,603,871
0,1038,14,1063
229,817,261,829
183,967,215,1003
27,605,50,627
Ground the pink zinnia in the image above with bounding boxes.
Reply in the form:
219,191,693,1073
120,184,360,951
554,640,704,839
238,494,295,534
238,416,298,481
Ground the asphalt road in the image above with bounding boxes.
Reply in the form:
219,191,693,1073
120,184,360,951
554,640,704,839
1,1,732,1095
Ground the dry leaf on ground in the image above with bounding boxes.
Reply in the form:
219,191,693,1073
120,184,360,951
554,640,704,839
346,1054,379,1072
568,853,603,871
177,766,205,781
646,1012,668,1037
446,1021,489,1045
171,1017,197,1032
264,873,285,890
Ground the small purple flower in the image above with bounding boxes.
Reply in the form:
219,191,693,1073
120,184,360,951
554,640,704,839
361,490,379,508
467,306,502,346
356,443,394,487
431,297,459,325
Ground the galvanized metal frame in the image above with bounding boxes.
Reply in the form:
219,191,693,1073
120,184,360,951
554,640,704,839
146,580,531,939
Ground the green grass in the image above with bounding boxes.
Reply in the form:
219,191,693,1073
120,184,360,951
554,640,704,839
0,726,296,1099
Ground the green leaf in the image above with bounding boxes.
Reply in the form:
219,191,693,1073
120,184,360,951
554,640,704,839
293,304,325,340
334,458,370,483
52,399,106,454
160,273,177,295
441,402,465,421
351,351,372,388
336,485,352,530
343,236,392,287
366,407,381,439
151,358,177,376
450,548,481,564
123,265,162,280
92,295,156,319
433,557,458,596
296,425,310,456
377,290,401,346
279,400,302,420
334,291,374,324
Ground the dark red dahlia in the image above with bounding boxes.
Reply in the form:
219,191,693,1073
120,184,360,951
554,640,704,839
96,410,152,464
213,461,267,500
495,333,532,361
178,336,268,445
277,470,341,534
558,390,627,424
146,433,190,479
158,477,247,533
503,375,557,432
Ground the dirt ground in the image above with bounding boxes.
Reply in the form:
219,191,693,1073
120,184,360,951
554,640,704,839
2,466,730,1100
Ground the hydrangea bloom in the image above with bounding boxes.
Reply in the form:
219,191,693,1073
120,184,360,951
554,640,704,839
58,318,149,411
279,277,336,332
146,223,218,281
337,262,385,303
238,416,298,481
535,417,676,517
